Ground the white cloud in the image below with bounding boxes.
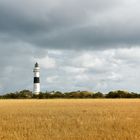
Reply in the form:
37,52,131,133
62,66,86,74
34,55,56,69
107,72,122,81
46,76,58,83
73,52,104,69
1,47,140,94
115,47,140,60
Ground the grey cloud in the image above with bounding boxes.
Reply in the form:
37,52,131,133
1,0,140,49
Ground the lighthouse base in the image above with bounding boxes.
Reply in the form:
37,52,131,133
33,83,40,95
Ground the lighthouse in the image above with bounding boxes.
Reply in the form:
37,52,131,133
33,62,40,95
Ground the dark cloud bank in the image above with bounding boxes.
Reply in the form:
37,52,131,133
0,0,140,94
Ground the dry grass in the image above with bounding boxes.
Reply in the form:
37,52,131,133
0,99,139,140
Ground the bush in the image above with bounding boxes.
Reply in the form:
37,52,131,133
1,90,140,99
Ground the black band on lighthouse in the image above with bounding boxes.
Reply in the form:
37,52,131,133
34,77,40,83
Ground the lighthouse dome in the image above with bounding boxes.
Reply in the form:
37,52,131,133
35,62,39,67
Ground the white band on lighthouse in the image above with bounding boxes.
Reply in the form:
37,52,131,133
33,83,40,93
33,62,40,95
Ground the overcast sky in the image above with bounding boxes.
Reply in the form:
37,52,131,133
1,0,140,94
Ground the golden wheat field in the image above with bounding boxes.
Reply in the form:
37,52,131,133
0,99,139,140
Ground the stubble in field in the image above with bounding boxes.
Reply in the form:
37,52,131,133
0,99,139,140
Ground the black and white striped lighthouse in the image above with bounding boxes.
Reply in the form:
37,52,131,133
33,62,40,95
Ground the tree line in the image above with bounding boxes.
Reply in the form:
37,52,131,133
0,90,140,99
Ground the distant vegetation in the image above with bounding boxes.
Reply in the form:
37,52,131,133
0,90,140,99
